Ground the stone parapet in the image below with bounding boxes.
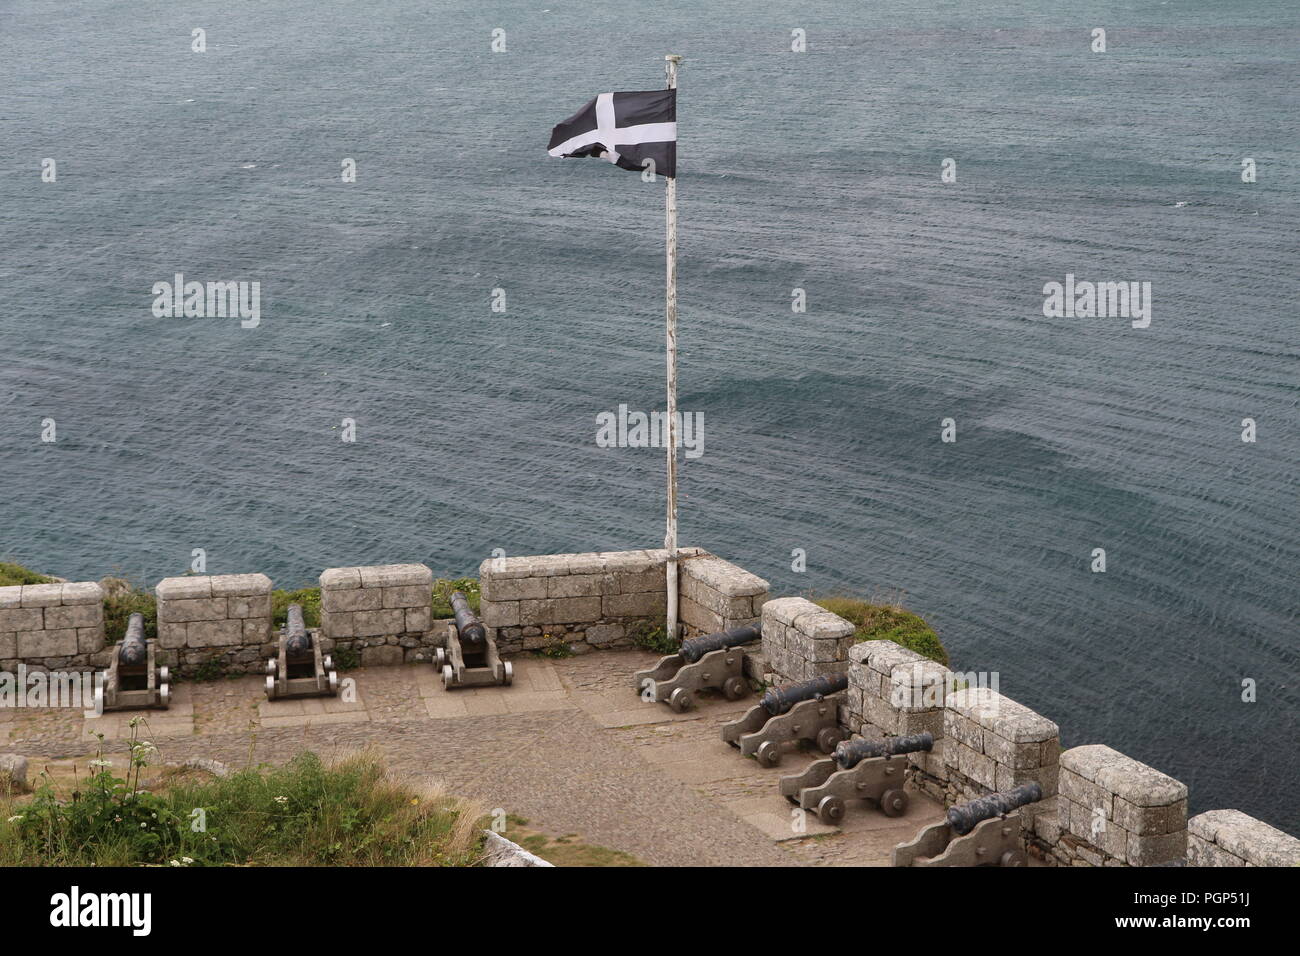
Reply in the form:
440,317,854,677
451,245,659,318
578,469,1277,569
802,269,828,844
1187,809,1300,867
478,548,710,654
942,686,1060,834
679,555,768,637
0,581,107,671
154,573,274,675
319,564,436,666
1051,744,1187,867
845,640,955,789
761,597,854,684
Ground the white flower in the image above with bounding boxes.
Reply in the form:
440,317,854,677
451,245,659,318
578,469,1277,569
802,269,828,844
274,796,288,804
169,860,182,867
182,857,194,865
6,815,23,823
88,759,114,769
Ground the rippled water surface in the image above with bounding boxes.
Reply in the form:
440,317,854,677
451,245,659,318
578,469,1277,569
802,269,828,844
1,1,1297,831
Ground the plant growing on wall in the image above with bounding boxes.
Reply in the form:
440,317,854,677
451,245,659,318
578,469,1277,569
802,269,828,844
431,578,480,618
271,587,321,627
814,596,948,666
628,621,678,656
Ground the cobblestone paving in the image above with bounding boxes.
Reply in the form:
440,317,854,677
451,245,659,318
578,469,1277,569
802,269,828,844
4,649,943,866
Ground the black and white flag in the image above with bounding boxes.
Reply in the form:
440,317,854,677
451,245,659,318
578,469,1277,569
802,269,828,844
547,89,676,178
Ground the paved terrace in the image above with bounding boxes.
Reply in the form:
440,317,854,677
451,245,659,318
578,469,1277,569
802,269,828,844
2,647,944,866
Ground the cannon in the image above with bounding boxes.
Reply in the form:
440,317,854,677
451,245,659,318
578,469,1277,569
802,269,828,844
265,603,338,700
633,623,760,712
97,612,169,711
778,732,933,824
434,590,512,689
891,782,1042,867
720,674,848,766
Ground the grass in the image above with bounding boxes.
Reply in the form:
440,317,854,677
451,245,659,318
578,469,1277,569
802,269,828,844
0,562,55,587
431,577,479,618
100,576,158,642
813,595,949,666
501,815,643,867
271,587,321,627
1,730,486,867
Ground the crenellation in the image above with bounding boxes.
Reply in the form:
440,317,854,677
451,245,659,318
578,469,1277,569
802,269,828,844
1188,810,1300,867
0,550,1291,869
153,573,274,673
476,547,762,652
1049,744,1187,866
0,580,105,670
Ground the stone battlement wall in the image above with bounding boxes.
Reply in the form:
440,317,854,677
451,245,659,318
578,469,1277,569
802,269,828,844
753,589,1295,867
319,564,441,667
475,547,769,654
2,549,1294,865
803,626,1296,867
155,573,274,674
0,581,106,670
2,548,770,674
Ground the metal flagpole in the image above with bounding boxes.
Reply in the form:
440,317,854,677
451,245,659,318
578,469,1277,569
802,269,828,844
664,53,681,640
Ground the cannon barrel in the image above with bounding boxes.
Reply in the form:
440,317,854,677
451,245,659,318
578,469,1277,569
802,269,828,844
118,612,147,666
450,591,486,645
834,731,933,769
680,624,761,664
761,674,848,716
284,603,312,657
946,782,1043,836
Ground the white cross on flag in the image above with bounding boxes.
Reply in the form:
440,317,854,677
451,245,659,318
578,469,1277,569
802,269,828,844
547,89,676,178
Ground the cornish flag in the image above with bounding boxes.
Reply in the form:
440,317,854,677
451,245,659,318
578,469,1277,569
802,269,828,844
548,89,676,178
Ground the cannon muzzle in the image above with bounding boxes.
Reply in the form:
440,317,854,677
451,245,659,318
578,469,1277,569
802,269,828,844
450,591,486,645
834,731,933,769
284,603,312,657
680,623,760,664
946,782,1043,836
118,612,147,666
761,674,848,716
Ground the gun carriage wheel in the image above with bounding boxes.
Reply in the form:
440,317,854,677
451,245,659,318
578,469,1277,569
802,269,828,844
880,788,908,817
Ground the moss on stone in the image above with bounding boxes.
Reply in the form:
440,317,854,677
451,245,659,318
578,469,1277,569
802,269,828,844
813,597,949,666
431,578,480,619
272,587,321,627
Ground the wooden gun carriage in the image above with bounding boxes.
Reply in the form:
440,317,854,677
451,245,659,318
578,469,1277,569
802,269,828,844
721,674,847,766
633,624,759,712
779,732,933,824
265,603,338,700
97,612,170,711
891,782,1042,867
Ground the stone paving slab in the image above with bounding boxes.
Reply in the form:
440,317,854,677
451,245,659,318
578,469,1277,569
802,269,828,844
83,685,197,739
741,809,838,841
257,696,366,720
